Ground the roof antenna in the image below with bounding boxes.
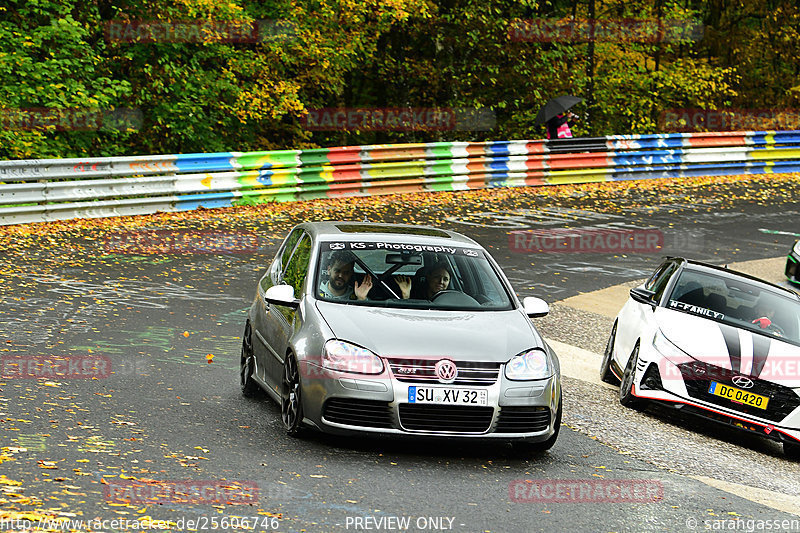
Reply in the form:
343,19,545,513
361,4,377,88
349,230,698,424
362,216,369,222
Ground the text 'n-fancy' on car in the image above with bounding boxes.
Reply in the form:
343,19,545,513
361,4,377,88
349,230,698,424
240,222,561,452
601,257,800,458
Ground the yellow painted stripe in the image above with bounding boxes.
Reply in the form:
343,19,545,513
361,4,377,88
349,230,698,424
545,174,611,185
750,148,800,160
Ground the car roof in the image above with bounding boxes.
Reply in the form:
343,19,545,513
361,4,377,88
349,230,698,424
295,221,481,247
673,257,800,300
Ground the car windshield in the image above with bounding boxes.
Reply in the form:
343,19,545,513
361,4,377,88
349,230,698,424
314,241,514,310
667,269,800,345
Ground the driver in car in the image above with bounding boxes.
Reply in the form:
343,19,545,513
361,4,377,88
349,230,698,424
425,264,451,299
319,251,372,301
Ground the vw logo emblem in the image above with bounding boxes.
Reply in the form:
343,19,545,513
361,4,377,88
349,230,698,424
435,360,458,384
732,375,754,389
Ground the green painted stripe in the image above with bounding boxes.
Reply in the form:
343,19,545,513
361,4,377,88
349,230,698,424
427,174,456,192
236,151,300,169
427,142,458,159
298,148,334,166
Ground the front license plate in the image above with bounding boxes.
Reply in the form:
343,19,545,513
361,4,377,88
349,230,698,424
407,386,488,406
708,381,769,410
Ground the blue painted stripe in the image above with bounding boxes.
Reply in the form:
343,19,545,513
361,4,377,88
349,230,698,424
174,153,237,173
485,142,513,156
487,172,509,187
175,192,235,211
487,159,511,171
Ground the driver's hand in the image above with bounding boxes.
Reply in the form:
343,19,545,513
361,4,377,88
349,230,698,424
355,275,372,301
395,275,411,299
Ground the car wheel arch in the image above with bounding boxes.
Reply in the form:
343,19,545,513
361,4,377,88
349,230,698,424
601,320,621,385
619,341,644,409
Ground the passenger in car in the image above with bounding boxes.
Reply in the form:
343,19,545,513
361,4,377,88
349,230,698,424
396,275,412,299
398,263,453,300
318,251,371,301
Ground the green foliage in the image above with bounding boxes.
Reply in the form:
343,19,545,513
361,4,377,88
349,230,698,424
0,0,797,159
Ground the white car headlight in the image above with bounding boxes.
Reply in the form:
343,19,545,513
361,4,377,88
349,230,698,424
505,349,552,380
794,240,800,255
323,340,384,375
652,330,688,361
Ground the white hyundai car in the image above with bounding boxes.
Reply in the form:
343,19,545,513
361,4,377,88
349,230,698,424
601,257,800,457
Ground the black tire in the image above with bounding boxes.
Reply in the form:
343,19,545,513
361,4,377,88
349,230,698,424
619,344,644,409
240,323,259,397
281,354,305,436
600,322,621,385
784,441,800,460
514,392,562,454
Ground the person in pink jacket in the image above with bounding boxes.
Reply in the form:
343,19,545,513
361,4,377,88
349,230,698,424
546,111,576,139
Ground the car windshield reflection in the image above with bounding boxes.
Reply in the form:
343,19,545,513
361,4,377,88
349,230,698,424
314,241,513,310
668,269,800,346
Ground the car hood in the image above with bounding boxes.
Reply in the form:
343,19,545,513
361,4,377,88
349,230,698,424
655,307,800,386
316,302,543,361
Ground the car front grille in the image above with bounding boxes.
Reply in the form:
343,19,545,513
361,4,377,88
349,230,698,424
388,359,500,386
495,406,551,433
678,361,800,422
398,404,494,433
322,398,393,428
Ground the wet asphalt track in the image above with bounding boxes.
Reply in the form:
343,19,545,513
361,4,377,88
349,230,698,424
1,180,800,533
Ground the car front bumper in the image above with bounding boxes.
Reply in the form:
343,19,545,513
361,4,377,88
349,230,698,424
299,362,561,442
625,348,800,446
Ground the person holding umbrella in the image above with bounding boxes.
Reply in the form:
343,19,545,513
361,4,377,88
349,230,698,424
535,95,583,140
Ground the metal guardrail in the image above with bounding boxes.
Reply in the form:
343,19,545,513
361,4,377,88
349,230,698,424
2,131,800,225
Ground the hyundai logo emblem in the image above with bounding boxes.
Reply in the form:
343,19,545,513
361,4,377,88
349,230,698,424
732,375,754,389
435,360,458,384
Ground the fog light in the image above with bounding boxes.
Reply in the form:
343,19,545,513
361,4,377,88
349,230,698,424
640,363,663,390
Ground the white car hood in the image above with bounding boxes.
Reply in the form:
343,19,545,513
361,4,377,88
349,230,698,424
655,307,800,387
316,302,543,362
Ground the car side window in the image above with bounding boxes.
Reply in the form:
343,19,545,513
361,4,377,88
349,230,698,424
650,263,678,301
280,229,303,272
645,261,673,290
282,234,312,296
262,229,303,292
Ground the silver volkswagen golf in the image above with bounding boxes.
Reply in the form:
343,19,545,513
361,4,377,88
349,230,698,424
240,222,561,450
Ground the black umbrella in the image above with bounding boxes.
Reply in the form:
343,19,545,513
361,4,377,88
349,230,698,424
534,95,583,125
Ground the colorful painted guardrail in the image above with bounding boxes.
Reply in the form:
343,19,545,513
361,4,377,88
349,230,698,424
1,131,799,225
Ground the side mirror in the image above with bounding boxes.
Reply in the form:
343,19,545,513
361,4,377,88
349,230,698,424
523,296,550,318
265,285,300,308
630,287,656,306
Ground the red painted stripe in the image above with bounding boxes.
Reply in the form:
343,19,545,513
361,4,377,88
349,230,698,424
685,132,748,147
547,153,612,169
323,147,362,164
329,169,362,182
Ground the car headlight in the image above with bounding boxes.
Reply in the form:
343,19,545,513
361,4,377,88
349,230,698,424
323,340,384,375
505,349,552,380
794,240,800,255
652,330,688,361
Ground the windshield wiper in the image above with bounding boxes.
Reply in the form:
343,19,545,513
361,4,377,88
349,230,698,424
351,256,400,299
